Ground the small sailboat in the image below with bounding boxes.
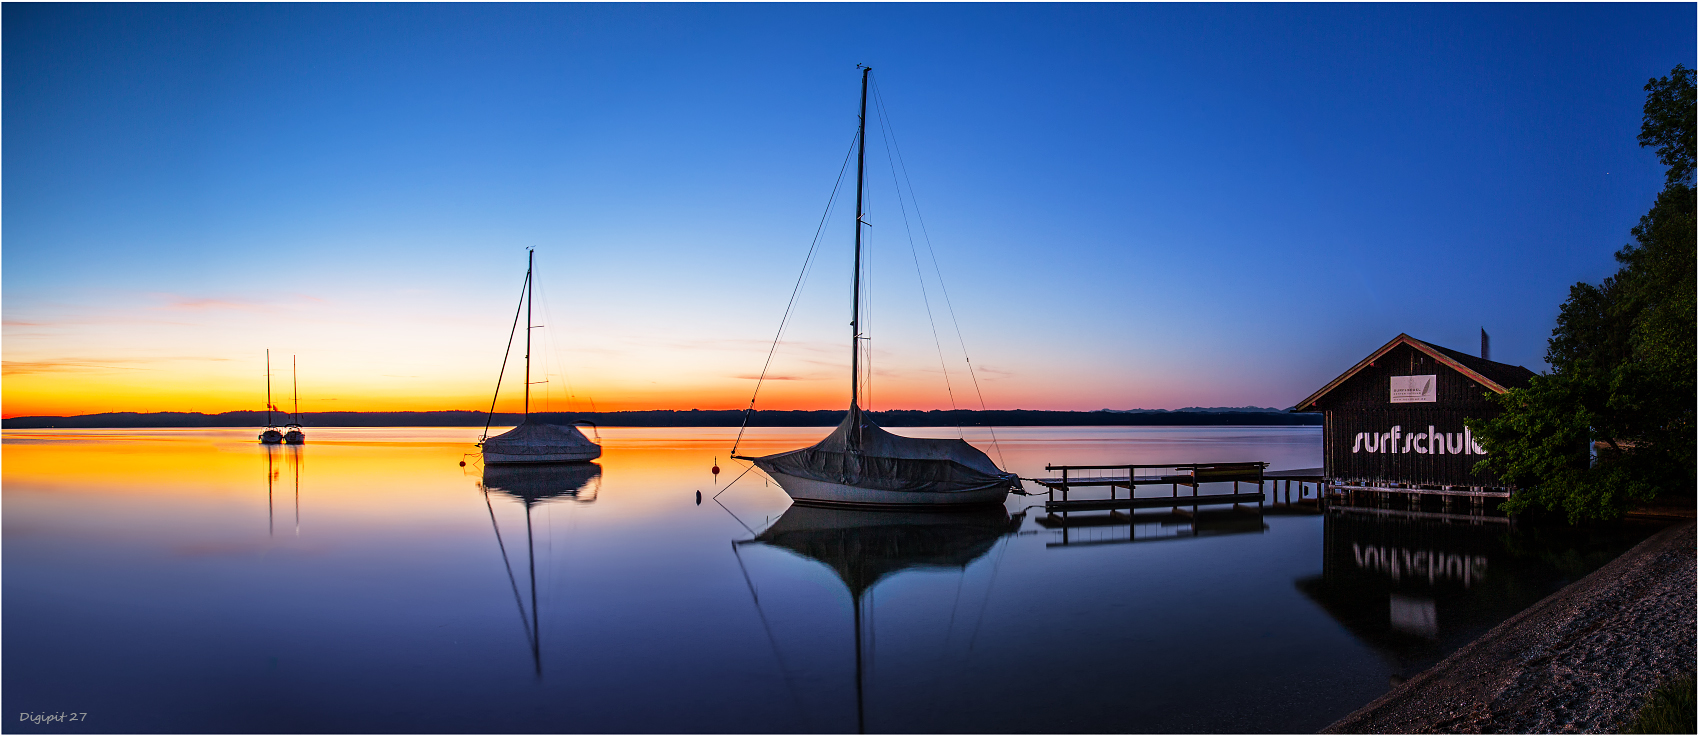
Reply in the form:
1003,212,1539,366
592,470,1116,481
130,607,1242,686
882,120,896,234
258,350,283,444
478,249,601,465
734,67,1018,507
283,355,305,444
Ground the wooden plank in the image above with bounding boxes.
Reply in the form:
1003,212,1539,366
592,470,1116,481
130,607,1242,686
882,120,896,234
1045,493,1265,512
1031,474,1195,490
1334,484,1510,498
1330,505,1512,524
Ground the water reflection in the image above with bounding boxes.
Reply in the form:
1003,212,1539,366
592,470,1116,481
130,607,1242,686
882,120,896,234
1037,507,1271,546
739,505,1021,732
477,463,603,676
1295,510,1646,678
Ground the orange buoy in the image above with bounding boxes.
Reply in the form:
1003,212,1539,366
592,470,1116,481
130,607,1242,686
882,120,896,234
711,456,720,477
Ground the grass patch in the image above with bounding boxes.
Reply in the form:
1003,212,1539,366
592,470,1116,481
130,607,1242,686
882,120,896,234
1622,674,1696,734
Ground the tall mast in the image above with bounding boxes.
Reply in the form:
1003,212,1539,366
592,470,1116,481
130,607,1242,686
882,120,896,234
524,249,533,420
851,65,870,411
265,350,273,427
292,355,299,424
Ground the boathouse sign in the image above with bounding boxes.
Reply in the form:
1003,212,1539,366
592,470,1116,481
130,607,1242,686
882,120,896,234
1295,334,1535,488
1389,375,1436,403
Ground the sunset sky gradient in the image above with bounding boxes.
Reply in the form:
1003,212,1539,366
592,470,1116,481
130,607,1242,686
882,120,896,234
4,4,1693,418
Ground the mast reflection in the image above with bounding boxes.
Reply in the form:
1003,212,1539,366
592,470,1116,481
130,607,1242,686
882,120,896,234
478,462,603,677
263,444,279,536
739,505,1022,733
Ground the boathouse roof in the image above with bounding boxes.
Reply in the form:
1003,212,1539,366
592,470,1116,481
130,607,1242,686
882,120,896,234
1294,334,1537,412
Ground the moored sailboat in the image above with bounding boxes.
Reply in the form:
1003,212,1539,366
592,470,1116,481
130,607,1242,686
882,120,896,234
733,67,1018,507
258,350,283,444
478,249,601,465
283,355,305,444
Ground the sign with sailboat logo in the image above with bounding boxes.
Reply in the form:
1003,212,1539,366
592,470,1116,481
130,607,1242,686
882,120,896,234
1390,375,1436,403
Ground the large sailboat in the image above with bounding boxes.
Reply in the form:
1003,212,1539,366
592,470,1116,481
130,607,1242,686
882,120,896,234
258,350,284,444
478,249,601,465
734,68,1018,507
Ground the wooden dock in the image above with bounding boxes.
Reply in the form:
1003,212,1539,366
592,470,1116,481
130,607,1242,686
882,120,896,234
1027,462,1269,513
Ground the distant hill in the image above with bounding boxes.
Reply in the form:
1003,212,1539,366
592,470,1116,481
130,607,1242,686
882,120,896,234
2,408,1318,429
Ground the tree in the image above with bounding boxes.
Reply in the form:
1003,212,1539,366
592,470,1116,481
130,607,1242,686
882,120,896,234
1469,65,1696,523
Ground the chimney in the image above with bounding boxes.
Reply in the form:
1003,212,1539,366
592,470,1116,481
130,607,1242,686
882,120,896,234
1481,328,1490,361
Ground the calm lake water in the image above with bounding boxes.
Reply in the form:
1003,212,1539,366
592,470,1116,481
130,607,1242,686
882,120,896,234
2,426,1658,733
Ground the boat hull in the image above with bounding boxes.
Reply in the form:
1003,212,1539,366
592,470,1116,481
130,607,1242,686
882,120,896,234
482,447,602,464
766,471,1009,508
259,430,284,444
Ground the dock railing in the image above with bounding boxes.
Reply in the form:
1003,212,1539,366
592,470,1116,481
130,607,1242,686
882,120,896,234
1030,462,1269,512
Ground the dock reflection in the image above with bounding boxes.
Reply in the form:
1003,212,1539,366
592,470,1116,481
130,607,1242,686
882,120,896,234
1037,507,1271,546
477,462,603,677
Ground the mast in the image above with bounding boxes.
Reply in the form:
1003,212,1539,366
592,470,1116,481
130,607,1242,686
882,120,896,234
524,248,533,420
851,65,870,412
265,350,273,427
292,355,299,424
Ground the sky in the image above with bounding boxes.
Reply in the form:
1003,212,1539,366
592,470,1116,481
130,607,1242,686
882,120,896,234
3,3,1694,418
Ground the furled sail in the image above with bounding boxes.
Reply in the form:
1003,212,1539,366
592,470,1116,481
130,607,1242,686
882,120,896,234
747,406,1017,497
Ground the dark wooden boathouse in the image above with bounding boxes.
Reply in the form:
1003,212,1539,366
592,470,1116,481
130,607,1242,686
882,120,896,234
1294,334,1536,509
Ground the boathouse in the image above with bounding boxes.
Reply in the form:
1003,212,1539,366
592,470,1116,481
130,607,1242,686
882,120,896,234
1294,334,1536,499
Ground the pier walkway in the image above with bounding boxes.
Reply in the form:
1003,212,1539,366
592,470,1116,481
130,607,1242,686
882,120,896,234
1026,462,1269,513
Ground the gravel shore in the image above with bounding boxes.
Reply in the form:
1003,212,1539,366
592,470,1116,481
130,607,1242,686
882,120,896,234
1324,520,1696,734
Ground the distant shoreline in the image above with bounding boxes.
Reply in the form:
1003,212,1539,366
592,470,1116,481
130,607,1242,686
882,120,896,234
1,408,1320,429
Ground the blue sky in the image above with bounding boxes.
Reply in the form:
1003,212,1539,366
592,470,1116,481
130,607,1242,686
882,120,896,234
4,3,1693,416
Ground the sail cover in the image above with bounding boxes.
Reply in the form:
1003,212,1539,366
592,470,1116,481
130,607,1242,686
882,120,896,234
481,419,599,459
749,405,1017,495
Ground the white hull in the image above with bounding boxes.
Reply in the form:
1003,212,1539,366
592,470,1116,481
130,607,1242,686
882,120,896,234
483,447,602,464
766,471,1009,508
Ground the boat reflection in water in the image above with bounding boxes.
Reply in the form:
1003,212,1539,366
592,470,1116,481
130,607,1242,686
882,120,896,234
1295,509,1651,681
738,505,1022,733
477,462,603,677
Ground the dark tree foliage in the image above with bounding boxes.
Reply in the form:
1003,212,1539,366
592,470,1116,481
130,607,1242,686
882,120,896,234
1470,65,1696,523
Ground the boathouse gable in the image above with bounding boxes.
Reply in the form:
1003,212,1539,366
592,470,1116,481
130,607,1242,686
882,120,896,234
1297,335,1536,489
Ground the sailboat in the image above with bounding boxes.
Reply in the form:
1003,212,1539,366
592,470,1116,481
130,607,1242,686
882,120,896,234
733,67,1018,507
258,350,284,444
283,355,305,444
478,249,601,465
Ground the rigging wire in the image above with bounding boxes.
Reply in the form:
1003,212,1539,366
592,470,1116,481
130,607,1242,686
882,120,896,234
730,542,815,731
861,156,874,412
870,77,1009,469
870,79,962,434
533,258,588,414
482,489,536,649
730,128,861,457
480,267,532,444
